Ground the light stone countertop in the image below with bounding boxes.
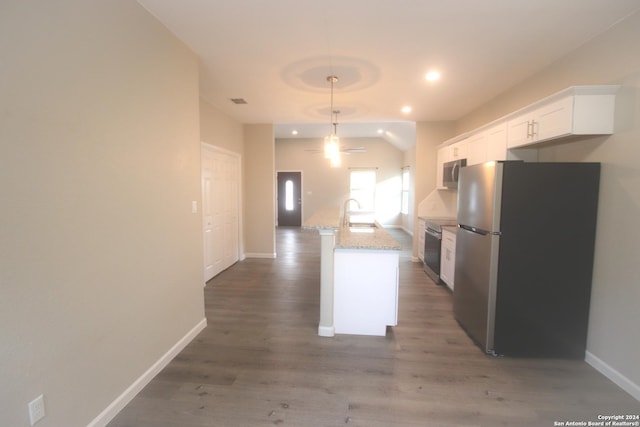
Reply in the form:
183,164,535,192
302,206,341,230
303,207,401,251
335,223,402,250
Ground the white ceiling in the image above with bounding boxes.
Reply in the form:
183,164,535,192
137,0,640,151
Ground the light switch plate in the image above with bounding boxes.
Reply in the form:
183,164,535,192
28,394,45,425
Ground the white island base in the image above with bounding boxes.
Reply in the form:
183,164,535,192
333,248,399,336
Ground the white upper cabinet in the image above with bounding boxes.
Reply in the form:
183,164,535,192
507,97,572,148
436,138,468,189
507,86,618,149
434,85,618,190
466,131,488,165
486,122,508,161
449,139,468,160
436,146,448,189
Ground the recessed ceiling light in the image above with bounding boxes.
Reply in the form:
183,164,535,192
377,129,384,134
401,106,412,114
291,130,298,135
425,71,441,82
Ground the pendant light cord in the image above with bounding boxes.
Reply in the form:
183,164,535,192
327,76,338,134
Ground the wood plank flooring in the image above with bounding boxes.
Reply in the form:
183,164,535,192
108,227,638,426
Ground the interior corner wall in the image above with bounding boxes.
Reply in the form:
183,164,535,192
0,2,204,426
244,124,276,257
455,10,640,399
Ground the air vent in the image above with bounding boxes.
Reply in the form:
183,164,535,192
230,98,248,104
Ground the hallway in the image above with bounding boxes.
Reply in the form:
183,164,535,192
108,227,638,426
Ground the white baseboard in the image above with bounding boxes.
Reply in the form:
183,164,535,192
88,318,208,427
245,252,276,259
318,325,335,337
585,351,640,402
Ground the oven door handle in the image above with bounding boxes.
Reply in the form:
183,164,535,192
425,228,442,239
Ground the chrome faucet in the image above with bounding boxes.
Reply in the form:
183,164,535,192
343,198,361,226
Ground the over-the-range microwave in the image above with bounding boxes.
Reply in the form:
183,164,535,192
442,159,467,189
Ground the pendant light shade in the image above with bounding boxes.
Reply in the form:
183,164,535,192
324,76,341,167
324,132,340,160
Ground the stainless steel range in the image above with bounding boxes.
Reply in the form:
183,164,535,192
423,217,457,283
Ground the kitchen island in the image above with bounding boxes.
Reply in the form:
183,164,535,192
304,207,401,337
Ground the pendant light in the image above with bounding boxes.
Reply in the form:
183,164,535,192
324,76,341,168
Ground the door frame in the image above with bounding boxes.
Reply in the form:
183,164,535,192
276,169,303,226
201,143,244,281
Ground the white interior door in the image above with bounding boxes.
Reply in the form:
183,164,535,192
222,154,239,269
202,145,240,282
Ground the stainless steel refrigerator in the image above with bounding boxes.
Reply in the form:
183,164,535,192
453,161,600,358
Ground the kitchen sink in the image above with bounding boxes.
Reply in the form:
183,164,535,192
348,222,377,232
348,222,377,228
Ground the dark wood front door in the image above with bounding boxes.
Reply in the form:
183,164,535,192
277,171,302,226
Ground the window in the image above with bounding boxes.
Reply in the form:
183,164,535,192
401,166,410,215
285,180,294,211
350,169,376,212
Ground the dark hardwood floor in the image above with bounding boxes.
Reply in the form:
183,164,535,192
108,227,638,426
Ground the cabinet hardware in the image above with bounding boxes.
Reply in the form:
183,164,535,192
530,120,537,138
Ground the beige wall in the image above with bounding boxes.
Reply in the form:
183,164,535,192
275,137,405,225
0,2,204,426
199,98,245,259
456,11,640,395
200,98,244,155
244,124,276,257
402,147,417,234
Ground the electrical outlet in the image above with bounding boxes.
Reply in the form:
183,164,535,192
28,394,45,425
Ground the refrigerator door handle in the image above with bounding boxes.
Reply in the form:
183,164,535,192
459,224,493,235
460,224,501,236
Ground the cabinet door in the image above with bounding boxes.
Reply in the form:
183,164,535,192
334,250,399,335
436,147,449,189
417,219,425,261
486,123,508,161
507,113,533,148
440,230,456,289
466,132,487,165
450,139,468,160
445,244,455,290
534,96,572,142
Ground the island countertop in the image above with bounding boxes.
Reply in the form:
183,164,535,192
302,206,341,230
303,207,401,251
335,223,402,250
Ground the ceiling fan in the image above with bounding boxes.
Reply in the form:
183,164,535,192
305,146,367,154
